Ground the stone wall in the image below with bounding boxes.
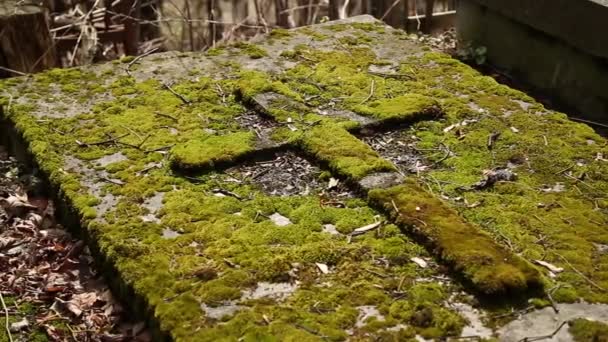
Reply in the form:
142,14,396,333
457,0,608,122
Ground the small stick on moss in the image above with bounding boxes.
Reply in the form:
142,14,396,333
554,164,574,175
119,124,143,141
397,275,406,292
137,133,152,149
293,324,327,338
359,79,375,105
391,200,400,214
518,321,567,342
367,71,415,80
154,111,178,122
487,131,500,150
554,253,605,292
215,83,227,105
76,133,129,147
125,47,159,77
432,143,452,167
100,177,124,185
364,268,388,278
492,305,535,319
145,145,174,154
212,188,243,200
1,291,13,342
162,82,191,105
547,285,561,314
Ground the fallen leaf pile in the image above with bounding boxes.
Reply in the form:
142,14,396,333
0,146,149,341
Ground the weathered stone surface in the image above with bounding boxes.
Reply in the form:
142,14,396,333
1,15,608,341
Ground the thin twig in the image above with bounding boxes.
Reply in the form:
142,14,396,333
0,66,27,77
69,0,101,67
76,133,129,147
391,200,400,214
1,291,13,342
547,285,561,314
554,253,605,292
569,117,608,129
162,82,191,104
432,143,451,166
381,0,403,20
367,71,415,80
154,111,178,122
359,79,375,105
518,321,568,342
554,164,574,175
125,47,160,76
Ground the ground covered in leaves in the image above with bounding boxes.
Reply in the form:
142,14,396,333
1,15,607,342
0,146,149,341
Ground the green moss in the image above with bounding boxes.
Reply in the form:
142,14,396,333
170,132,256,170
120,55,136,63
350,22,387,33
569,319,608,342
297,27,330,41
233,42,269,59
352,94,440,121
269,28,293,39
206,46,226,56
300,123,396,180
369,181,543,294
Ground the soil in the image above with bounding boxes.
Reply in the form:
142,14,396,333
360,129,432,175
225,151,356,200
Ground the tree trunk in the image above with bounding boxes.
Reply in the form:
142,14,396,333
275,0,290,27
423,0,435,33
0,3,56,76
232,0,249,23
329,0,341,20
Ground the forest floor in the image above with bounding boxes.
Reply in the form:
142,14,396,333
0,145,149,342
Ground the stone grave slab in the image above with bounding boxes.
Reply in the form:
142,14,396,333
1,15,608,341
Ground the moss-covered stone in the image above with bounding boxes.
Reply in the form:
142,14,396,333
171,132,256,170
352,94,440,121
1,15,608,342
299,123,396,180
369,181,543,294
569,318,608,342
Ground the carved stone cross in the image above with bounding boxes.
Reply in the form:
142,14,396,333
170,90,541,295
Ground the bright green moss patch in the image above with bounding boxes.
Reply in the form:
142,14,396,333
171,132,256,170
300,123,396,180
233,42,269,59
296,27,329,41
369,181,543,294
206,46,226,56
353,94,441,121
269,28,293,39
569,319,608,342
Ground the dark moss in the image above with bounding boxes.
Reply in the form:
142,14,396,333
569,318,608,342
369,180,544,294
